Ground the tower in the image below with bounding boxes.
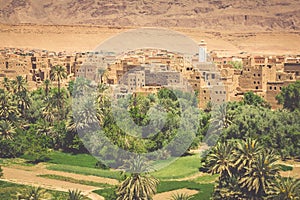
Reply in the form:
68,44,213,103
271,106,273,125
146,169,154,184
198,40,207,63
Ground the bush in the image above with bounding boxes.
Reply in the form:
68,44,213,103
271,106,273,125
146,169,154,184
95,161,109,170
0,139,22,158
279,164,293,171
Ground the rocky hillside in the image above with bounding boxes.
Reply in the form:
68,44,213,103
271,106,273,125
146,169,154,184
0,0,299,30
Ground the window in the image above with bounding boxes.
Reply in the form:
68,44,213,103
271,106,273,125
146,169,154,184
254,81,256,84
256,86,259,90
270,86,272,90
274,87,277,90
254,74,256,77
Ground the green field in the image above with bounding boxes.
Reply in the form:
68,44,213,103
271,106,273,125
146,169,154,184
2,151,215,199
46,151,99,168
157,181,214,200
47,164,122,180
0,180,70,199
94,180,214,200
37,174,113,188
151,154,200,180
45,152,202,181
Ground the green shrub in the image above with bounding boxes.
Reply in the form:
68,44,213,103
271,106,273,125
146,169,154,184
279,164,293,171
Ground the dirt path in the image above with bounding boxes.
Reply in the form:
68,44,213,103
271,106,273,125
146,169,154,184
1,166,119,200
280,165,300,178
7,163,119,185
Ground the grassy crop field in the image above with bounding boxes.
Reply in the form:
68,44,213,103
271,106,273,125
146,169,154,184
0,180,70,199
157,181,214,200
151,154,200,180
45,152,202,181
46,151,99,168
37,174,113,188
94,180,214,200
47,164,122,180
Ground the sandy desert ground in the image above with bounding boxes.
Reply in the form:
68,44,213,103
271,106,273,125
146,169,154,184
0,24,300,55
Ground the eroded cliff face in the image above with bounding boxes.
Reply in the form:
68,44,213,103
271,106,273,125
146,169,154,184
0,0,299,30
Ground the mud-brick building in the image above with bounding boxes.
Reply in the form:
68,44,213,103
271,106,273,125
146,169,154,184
284,58,300,78
0,53,31,81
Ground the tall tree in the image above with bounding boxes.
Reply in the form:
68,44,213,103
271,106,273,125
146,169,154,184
116,156,159,200
0,120,15,140
276,81,300,111
243,91,270,108
2,77,11,92
206,141,235,178
239,150,280,197
50,65,67,96
267,177,300,200
43,79,51,97
12,76,27,94
10,76,31,117
234,138,262,171
0,89,18,121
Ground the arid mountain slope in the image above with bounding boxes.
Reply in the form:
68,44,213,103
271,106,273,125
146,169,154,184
0,0,299,30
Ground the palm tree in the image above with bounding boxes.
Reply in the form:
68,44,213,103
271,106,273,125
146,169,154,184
50,65,67,96
68,189,84,200
9,76,31,117
12,75,27,94
206,141,235,178
97,68,106,83
35,118,52,136
0,89,18,120
0,120,15,140
234,138,262,171
43,88,68,121
96,83,109,125
72,77,93,98
74,96,99,130
2,77,11,92
16,90,31,117
17,186,46,200
42,96,56,124
43,79,51,96
239,150,280,197
267,177,300,200
116,156,159,200
170,193,192,200
211,103,233,129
